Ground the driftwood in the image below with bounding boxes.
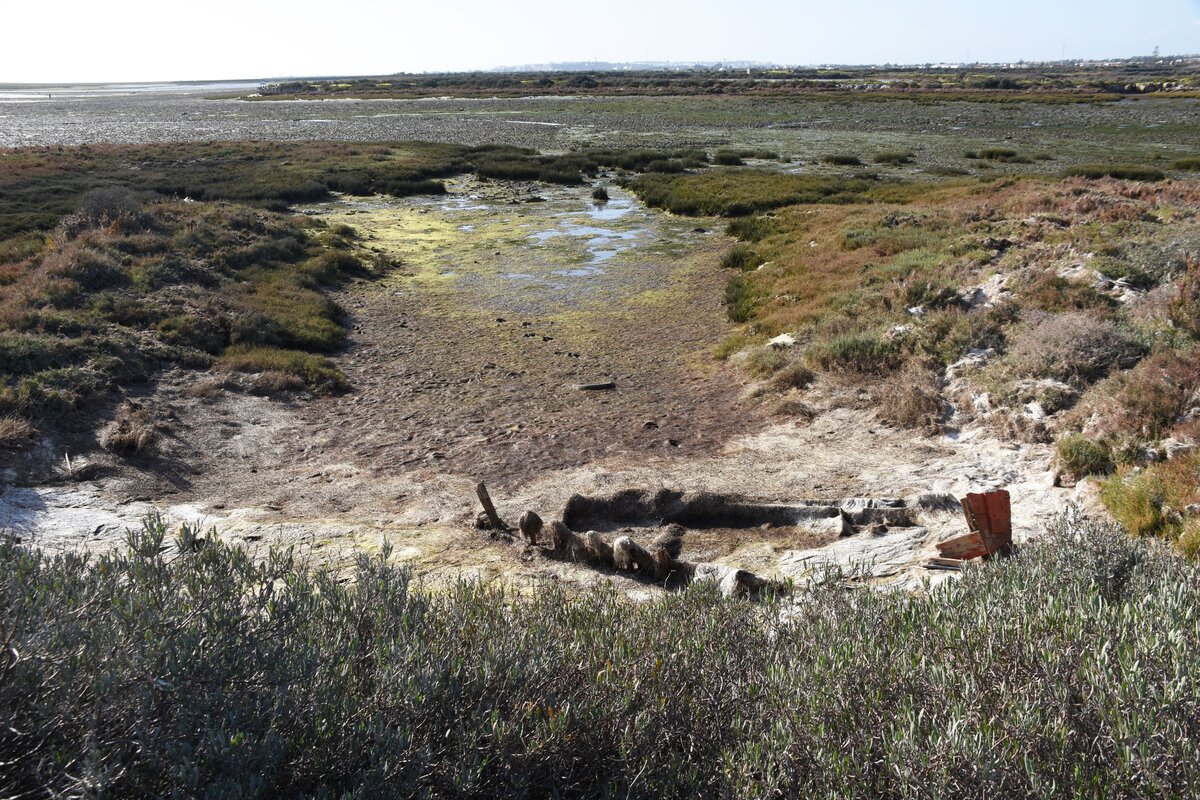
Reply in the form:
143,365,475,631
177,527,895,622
612,536,656,573
550,520,575,552
584,530,614,563
539,519,766,597
475,482,508,532
518,510,543,545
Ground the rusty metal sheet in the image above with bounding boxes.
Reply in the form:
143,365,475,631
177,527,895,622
940,490,1013,562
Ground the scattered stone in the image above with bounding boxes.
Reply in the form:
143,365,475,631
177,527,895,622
1164,437,1196,460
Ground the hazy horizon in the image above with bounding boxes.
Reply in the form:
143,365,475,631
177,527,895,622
4,0,1200,84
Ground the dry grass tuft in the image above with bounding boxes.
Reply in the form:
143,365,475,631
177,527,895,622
768,361,816,391
246,370,308,396
99,401,158,455
0,415,33,449
1005,312,1140,385
769,395,818,423
742,346,789,379
877,359,944,433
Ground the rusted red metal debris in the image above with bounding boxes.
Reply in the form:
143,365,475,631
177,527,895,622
928,490,1013,569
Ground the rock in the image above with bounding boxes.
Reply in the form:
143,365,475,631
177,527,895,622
1164,437,1196,460
692,563,767,598
910,492,961,512
946,348,994,381
780,527,931,582
965,274,1011,309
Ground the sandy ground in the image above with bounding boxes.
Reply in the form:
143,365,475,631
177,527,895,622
0,179,1097,593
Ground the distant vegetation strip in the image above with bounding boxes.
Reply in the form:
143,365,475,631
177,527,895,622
0,142,725,241
246,62,1200,102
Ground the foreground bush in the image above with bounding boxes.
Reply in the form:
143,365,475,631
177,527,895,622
4,512,1196,798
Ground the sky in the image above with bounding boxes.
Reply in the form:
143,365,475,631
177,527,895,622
3,0,1199,83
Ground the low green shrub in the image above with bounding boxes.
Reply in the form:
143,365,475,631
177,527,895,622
1171,257,1200,338
806,331,901,375
974,147,1031,164
1101,469,1171,538
643,159,688,174
910,306,1013,365
1171,157,1200,171
822,154,862,166
217,345,345,392
1057,434,1114,478
923,165,970,177
1017,272,1117,314
721,245,764,271
713,150,745,166
769,361,815,390
628,171,872,217
1064,164,1166,181
896,278,961,310
872,150,913,165
725,216,776,242
743,346,789,378
725,274,759,322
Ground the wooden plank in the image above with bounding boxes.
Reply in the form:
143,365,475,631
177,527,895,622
935,531,990,560
475,482,508,532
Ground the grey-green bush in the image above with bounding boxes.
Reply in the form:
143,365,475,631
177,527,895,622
1,512,1198,798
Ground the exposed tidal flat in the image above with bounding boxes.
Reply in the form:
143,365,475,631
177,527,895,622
4,82,1200,173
